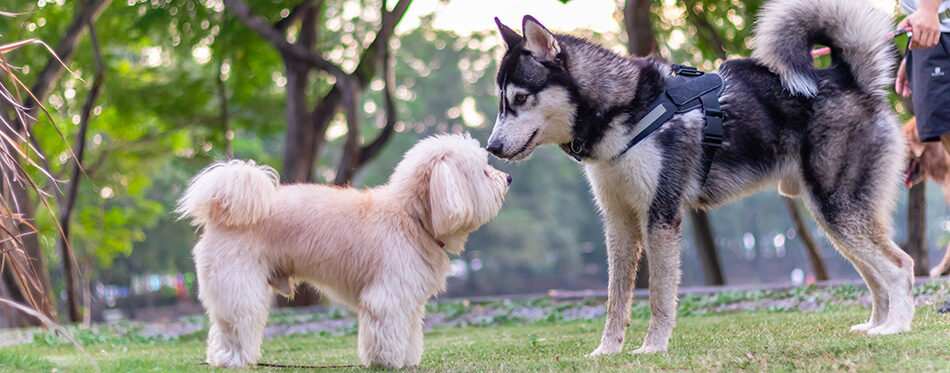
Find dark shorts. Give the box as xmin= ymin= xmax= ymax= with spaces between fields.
xmin=908 ymin=32 xmax=950 ymax=142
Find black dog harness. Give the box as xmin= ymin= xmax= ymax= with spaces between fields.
xmin=565 ymin=65 xmax=725 ymax=185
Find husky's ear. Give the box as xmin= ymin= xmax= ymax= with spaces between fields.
xmin=495 ymin=17 xmax=523 ymax=50
xmin=429 ymin=157 xmax=472 ymax=237
xmin=522 ymin=15 xmax=560 ymax=60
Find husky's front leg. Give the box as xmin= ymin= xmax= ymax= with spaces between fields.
xmin=633 ymin=215 xmax=682 ymax=354
xmin=589 ymin=212 xmax=645 ymax=356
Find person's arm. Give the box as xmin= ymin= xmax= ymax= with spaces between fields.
xmin=898 ymin=0 xmax=942 ymax=49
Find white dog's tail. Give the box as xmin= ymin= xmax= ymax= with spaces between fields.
xmin=751 ymin=0 xmax=894 ymax=97
xmin=176 ymin=160 xmax=280 ymax=227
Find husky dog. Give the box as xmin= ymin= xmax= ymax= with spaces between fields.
xmin=489 ymin=0 xmax=913 ymax=355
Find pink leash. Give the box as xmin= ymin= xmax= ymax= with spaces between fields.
xmin=810 ymin=28 xmax=910 ymax=57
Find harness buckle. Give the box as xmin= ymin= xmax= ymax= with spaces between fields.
xmin=705 ymin=106 xmax=723 ymax=118
xmin=672 ymin=64 xmax=703 ymax=77
xmin=702 ymin=133 xmax=723 ymax=148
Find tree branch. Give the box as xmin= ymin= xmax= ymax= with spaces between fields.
xmin=273 ymin=0 xmax=314 ymax=31
xmin=357 ymin=1 xmax=397 ymax=165
xmin=216 ymin=59 xmax=233 ymax=159
xmin=332 ymin=79 xmax=361 ymax=185
xmin=683 ymin=0 xmax=727 ymax=60
xmin=24 ymin=0 xmax=110 ymax=123
xmin=310 ymin=0 xmax=412 ymax=167
xmin=223 ymin=0 xmax=348 ymax=82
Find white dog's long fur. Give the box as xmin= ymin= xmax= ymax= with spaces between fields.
xmin=178 ymin=134 xmax=509 ymax=369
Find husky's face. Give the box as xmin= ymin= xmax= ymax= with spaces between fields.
xmin=487 ymin=16 xmax=577 ymax=161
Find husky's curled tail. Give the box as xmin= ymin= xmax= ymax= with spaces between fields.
xmin=751 ymin=0 xmax=895 ymax=97
xmin=176 ymin=160 xmax=279 ymax=227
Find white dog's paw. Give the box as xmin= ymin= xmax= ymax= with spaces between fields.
xmin=631 ymin=344 xmax=666 ymax=354
xmin=867 ymin=323 xmax=910 ymax=336
xmin=849 ymin=322 xmax=874 ymax=332
xmin=587 ymin=344 xmax=622 ymax=357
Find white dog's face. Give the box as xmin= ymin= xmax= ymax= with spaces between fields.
xmin=392 ymin=134 xmax=510 ymax=249
xmin=426 ymin=135 xmax=510 ymax=239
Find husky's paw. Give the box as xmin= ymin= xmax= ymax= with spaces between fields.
xmin=587 ymin=344 xmax=622 ymax=357
xmin=930 ymin=265 xmax=948 ymax=278
xmin=849 ymin=322 xmax=874 ymax=332
xmin=631 ymin=344 xmax=666 ymax=354
xmin=867 ymin=323 xmax=910 ymax=336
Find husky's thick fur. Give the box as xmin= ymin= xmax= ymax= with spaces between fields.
xmin=178 ymin=134 xmax=510 ymax=368
xmin=489 ymin=0 xmax=913 ymax=355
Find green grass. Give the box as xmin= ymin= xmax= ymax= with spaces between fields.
xmin=2 ymin=305 xmax=949 ymax=372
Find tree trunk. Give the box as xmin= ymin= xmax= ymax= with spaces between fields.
xmin=280 ymin=5 xmax=318 ymax=183
xmin=782 ymin=197 xmax=829 ymax=281
xmin=690 ymin=210 xmax=724 ymax=285
xmin=623 ymin=0 xmax=657 ymax=56
xmin=55 ymin=17 xmax=106 ymax=324
xmin=905 ymin=181 xmax=929 ymax=276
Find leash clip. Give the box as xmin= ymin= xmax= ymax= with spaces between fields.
xmin=569 ymin=137 xmax=584 ymax=162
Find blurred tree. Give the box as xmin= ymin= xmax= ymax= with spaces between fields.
xmin=221 ymin=0 xmax=409 ymax=306
xmin=622 ymin=0 xmax=724 ymax=286
xmin=0 ymin=0 xmax=111 ymax=326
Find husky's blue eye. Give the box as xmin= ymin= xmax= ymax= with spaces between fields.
xmin=514 ymin=93 xmax=528 ymax=104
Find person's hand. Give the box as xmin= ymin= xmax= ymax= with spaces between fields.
xmin=898 ymin=1 xmax=942 ymax=50
xmin=896 ymin=58 xmax=911 ymax=97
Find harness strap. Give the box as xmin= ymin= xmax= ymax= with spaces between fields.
xmin=610 ymin=66 xmax=725 ymax=186
xmin=698 ymin=89 xmax=724 ymax=185
xmin=562 ymin=64 xmax=725 ymax=186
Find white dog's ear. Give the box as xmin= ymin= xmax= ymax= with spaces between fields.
xmin=429 ymin=159 xmax=471 ymax=237
xmin=522 ymin=15 xmax=559 ymax=60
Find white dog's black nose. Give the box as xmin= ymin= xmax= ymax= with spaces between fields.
xmin=506 ymin=174 xmax=512 ymax=185
xmin=487 ymin=141 xmax=505 ymax=157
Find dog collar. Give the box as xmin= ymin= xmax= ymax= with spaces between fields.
xmin=414 ymin=215 xmax=446 ymax=249
xmin=563 ymin=64 xmax=725 ymax=186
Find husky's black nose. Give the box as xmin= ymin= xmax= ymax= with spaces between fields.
xmin=487 ymin=141 xmax=504 ymax=157
xmin=506 ymin=174 xmax=512 ymax=185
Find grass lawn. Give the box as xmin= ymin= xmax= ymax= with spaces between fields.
xmin=2 ymin=304 xmax=949 ymax=372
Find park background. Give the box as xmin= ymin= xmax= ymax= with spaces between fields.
xmin=0 ymin=0 xmax=946 ymax=329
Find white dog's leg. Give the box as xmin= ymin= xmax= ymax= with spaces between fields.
xmin=402 ymin=303 xmax=426 ymax=368
xmin=589 ymin=213 xmax=644 ymax=357
xmin=198 ymin=246 xmax=270 ymax=369
xmin=633 ymin=222 xmax=681 ymax=354
xmin=205 ymin=321 xmax=222 ymax=366
xmin=357 ymin=292 xmax=412 ymax=368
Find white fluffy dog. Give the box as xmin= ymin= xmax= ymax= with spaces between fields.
xmin=177 ymin=134 xmax=510 ymax=369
